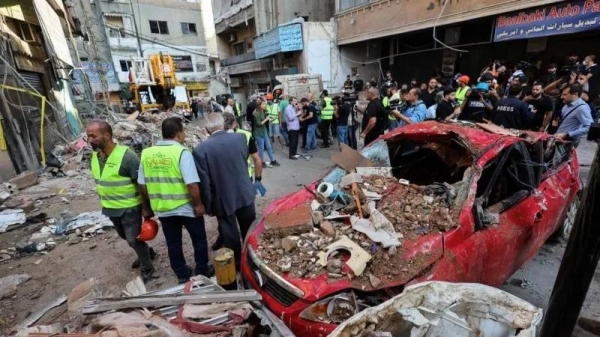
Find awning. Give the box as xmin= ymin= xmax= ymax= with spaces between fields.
xmin=223 ymin=59 xmax=271 ymax=75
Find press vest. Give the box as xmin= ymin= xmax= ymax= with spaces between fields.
xmin=91 ymin=145 xmax=141 ymax=209
xmin=140 ymin=143 xmax=191 ymax=212
xmin=322 ymin=97 xmax=334 ymax=120
xmin=236 ymin=128 xmax=254 ymax=178
xmin=456 ymin=86 xmax=469 ymax=105
xmin=267 ymin=104 xmax=280 ymax=124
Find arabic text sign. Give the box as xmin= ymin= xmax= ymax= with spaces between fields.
xmin=494 ymin=0 xmax=600 ymax=42
xmin=255 ymin=23 xmax=303 ymax=58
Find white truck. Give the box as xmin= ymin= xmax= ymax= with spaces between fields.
xmin=274 ymin=74 xmax=323 ymax=99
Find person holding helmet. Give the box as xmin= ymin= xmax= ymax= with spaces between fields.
xmin=459 ymin=82 xmax=494 ymax=122
xmin=139 ymin=117 xmax=210 ymax=284
xmin=87 ymin=121 xmax=156 ymax=282
xmin=455 ymin=75 xmax=471 ymax=106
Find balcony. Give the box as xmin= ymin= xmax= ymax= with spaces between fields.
xmin=215 ymin=6 xmax=255 ymax=35
xmin=221 ymin=51 xmax=256 ymax=67
xmin=108 ymin=37 xmax=138 ymax=51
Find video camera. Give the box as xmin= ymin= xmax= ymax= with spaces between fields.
xmin=385 ymin=98 xmax=407 ymax=115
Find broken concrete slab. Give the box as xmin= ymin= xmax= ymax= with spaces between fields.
xmin=319 ymin=221 xmax=336 ymax=237
xmin=281 ymin=237 xmax=297 ymax=253
xmin=317 ymin=236 xmax=372 ymax=277
xmin=0 ymin=274 xmax=31 ymax=299
xmin=68 ymin=278 xmax=97 ymax=318
xmin=265 ymin=203 xmax=313 ymax=236
xmin=0 ymin=209 xmax=27 ymax=232
xmin=9 ymin=170 xmax=39 ymax=190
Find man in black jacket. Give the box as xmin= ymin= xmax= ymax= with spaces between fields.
xmin=193 ymin=113 xmax=257 ymax=272
xmin=492 ymin=84 xmax=534 ymax=129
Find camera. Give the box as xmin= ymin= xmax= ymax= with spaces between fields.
xmin=451 ymin=100 xmax=461 ymax=109
xmin=386 ymin=98 xmax=406 ymax=115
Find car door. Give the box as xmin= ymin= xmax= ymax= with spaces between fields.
xmin=470 ymin=142 xmax=544 ymax=286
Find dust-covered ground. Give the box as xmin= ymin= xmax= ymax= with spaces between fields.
xmin=0 ymin=127 xmax=598 ymax=336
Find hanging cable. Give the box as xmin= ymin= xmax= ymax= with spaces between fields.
xmin=432 ymin=0 xmax=468 ymax=53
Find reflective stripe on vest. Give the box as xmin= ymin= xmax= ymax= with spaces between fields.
xmin=267 ymin=104 xmax=279 ymax=124
xmin=322 ymin=97 xmax=334 ymax=120
xmin=236 ymin=128 xmax=254 ymax=178
xmin=383 ymin=96 xmax=394 ymax=120
xmin=140 ymin=144 xmax=191 ymax=212
xmin=456 ymin=86 xmax=469 ymax=105
xmin=91 ymin=145 xmax=141 ymax=209
xmin=235 ymin=103 xmax=242 ymax=114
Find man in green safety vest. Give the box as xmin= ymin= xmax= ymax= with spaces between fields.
xmin=87 ymin=121 xmax=156 ymax=282
xmin=320 ymin=90 xmax=334 ymax=148
xmin=138 ymin=117 xmax=210 ymax=284
xmin=266 ymin=98 xmax=285 ymax=149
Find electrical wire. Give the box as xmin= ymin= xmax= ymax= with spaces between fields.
xmin=432 ymin=0 xmax=468 ymax=53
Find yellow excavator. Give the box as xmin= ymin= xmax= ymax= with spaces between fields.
xmin=129 ymin=53 xmax=190 ymax=112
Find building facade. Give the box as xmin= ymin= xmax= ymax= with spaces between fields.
xmin=69 ymin=0 xmax=215 ymax=112
xmin=212 ymin=0 xmax=336 ymax=108
xmin=333 ymin=0 xmax=600 ymax=88
xmin=0 ymin=0 xmax=82 ymax=180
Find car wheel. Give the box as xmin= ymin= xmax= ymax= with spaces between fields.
xmin=551 ymin=195 xmax=580 ymax=241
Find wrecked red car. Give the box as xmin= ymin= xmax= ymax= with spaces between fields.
xmin=241 ymin=121 xmax=581 ymax=337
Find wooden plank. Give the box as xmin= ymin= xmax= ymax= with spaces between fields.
xmin=83 ymin=290 xmax=261 ymax=314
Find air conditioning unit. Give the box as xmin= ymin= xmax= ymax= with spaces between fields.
xmin=228 ymin=33 xmax=237 ymax=42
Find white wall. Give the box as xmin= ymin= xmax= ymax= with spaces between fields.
xmin=302 ymin=22 xmax=336 ymax=93
xmin=334 ymin=42 xmax=382 ymax=92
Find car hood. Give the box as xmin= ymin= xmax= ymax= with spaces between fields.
xmin=246 ymin=184 xmax=445 ymax=302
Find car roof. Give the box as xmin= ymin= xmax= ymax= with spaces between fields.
xmin=383 ymin=121 xmax=549 ymax=153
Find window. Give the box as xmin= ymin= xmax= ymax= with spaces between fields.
xmin=232 ymin=42 xmax=245 ymax=56
xmin=149 ymin=20 xmax=169 ymax=34
xmin=338 ymin=0 xmax=370 ymax=12
xmin=119 ymin=60 xmax=132 ymax=72
xmin=196 ymin=62 xmax=207 ymax=72
xmin=18 ymin=21 xmax=35 ymax=42
xmin=181 ymin=22 xmax=197 ymax=35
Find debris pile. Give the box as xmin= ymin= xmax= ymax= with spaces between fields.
xmin=256 ymin=144 xmax=463 ymax=289
xmin=11 ymin=275 xmax=293 ymax=337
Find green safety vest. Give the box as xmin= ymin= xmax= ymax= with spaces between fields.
xmin=267 ymin=104 xmax=279 ymax=124
xmin=140 ymin=143 xmax=191 ymax=212
xmin=91 ymin=145 xmax=141 ymax=209
xmin=383 ymin=96 xmax=395 ymax=120
xmin=456 ymin=86 xmax=469 ymax=105
xmin=236 ymin=128 xmax=254 ymax=178
xmin=322 ymin=97 xmax=334 ymax=120
xmin=235 ymin=103 xmax=242 ymax=115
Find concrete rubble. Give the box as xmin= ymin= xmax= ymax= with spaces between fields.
xmin=13 ymin=275 xmax=294 ymax=337
xmin=256 ymin=145 xmax=463 ymax=289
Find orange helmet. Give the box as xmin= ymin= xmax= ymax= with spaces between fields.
xmin=138 ymin=218 xmax=158 ymax=241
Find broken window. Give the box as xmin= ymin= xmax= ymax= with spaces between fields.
xmin=387 ymin=138 xmax=472 ymax=186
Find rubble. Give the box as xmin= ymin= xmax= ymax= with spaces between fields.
xmin=0 ymin=209 xmax=26 ymax=232
xmin=0 ymin=274 xmax=31 ymax=299
xmin=265 ymin=203 xmax=314 ymax=236
xmin=9 ymin=171 xmax=39 ymax=190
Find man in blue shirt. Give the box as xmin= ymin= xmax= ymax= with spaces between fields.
xmin=555 ymin=84 xmax=593 ymax=147
xmin=390 ymin=88 xmax=427 ymax=127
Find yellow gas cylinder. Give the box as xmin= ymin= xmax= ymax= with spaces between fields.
xmin=213 ymin=248 xmax=236 ymax=288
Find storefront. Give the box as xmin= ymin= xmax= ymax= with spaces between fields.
xmin=185 ymin=82 xmax=209 ymax=98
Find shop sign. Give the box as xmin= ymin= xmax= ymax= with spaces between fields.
xmin=185 ymin=82 xmax=208 ymax=90
xmin=255 ymin=23 xmax=303 ymax=59
xmin=172 ymin=55 xmax=194 ymax=72
xmin=494 ymin=0 xmax=600 ymax=41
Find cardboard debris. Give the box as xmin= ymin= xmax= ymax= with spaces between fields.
xmin=331 ymin=144 xmax=374 ymax=172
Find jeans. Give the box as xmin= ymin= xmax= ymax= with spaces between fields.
xmin=198 ymin=108 xmax=205 ymax=119
xmin=216 ymin=204 xmax=256 ymax=271
xmin=280 ymin=124 xmax=289 ymax=145
xmin=348 ymin=125 xmax=358 ymax=150
xmin=109 ymin=207 xmax=152 ymax=273
xmin=159 ymin=215 xmax=209 ymax=279
xmin=306 ymin=123 xmax=317 ymax=150
xmin=337 ymin=125 xmax=349 ymax=146
xmin=255 ymin=135 xmax=276 ymax=162
xmin=288 ymin=129 xmax=299 ymax=157
xmin=320 ymin=119 xmax=332 ymax=146
xmin=388 ymin=119 xmax=399 ymax=131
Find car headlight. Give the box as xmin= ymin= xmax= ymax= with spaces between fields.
xmin=299 ymin=293 xmax=358 ymax=324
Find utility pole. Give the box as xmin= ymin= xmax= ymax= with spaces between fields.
xmin=540 ymin=144 xmax=600 ymax=337
xmin=129 ymin=0 xmax=143 ymax=57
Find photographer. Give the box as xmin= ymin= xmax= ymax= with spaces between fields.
xmin=436 ymin=88 xmax=461 ymax=121
xmin=459 ymin=83 xmax=494 ymax=122
xmin=492 ymin=84 xmax=533 ymax=130
xmin=390 ymin=88 xmax=427 ymax=127
xmin=387 ymin=88 xmax=407 ymax=131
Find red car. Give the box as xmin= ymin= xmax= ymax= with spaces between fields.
xmin=241 ymin=122 xmax=581 ymax=337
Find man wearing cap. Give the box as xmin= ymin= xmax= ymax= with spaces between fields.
xmin=88 ymin=121 xmax=156 ymax=282
xmin=139 ymin=117 xmax=209 ymax=284
xmin=459 ymin=82 xmax=494 ymax=122
xmin=456 ymin=75 xmax=470 ymax=106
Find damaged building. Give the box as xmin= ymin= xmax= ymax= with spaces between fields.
xmin=0 ymin=0 xmax=83 ymax=181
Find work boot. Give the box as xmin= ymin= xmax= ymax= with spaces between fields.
xmin=578 ymin=317 xmax=600 ymax=335
xmin=141 ymin=267 xmax=156 ymax=283
xmin=131 ymin=247 xmax=157 ymax=269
